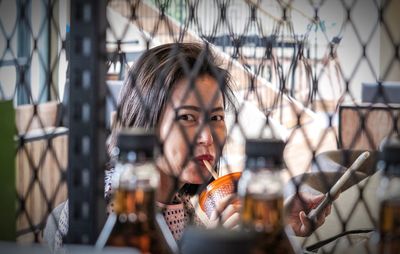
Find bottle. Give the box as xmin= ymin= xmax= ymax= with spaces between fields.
xmin=377 ymin=134 xmax=400 ymax=254
xmin=238 ymin=139 xmax=296 ymax=254
xmin=96 ymin=128 xmax=175 ymax=254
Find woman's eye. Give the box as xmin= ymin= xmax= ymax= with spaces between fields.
xmin=211 ymin=115 xmax=224 ymax=121
xmin=177 ymin=114 xmax=196 ymax=122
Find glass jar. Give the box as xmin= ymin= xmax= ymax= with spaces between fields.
xmin=377 ymin=134 xmax=400 ymax=254
xmin=238 ymin=139 xmax=295 ymax=254
xmin=97 ymin=128 xmax=173 ymax=254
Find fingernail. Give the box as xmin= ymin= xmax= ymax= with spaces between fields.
xmin=210 ymin=211 xmax=217 ymax=220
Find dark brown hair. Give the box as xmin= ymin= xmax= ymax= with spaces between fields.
xmin=108 ymin=42 xmax=236 ymax=154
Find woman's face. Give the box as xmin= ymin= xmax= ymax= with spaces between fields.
xmin=157 ymin=75 xmax=227 ymax=184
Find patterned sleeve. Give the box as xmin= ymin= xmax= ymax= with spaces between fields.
xmin=54 ymin=201 xmax=68 ymax=251
xmin=104 ymin=168 xmax=115 ymax=201
xmin=157 ymin=202 xmax=187 ymax=241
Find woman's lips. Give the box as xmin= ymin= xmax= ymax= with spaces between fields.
xmin=194 ymin=154 xmax=214 ymax=166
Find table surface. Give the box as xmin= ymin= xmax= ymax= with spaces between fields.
xmin=0 ymin=241 xmax=139 ymax=254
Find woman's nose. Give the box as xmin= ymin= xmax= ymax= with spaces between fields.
xmin=197 ymin=125 xmax=214 ymax=146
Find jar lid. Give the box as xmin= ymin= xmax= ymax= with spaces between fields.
xmin=381 ymin=134 xmax=400 ymax=164
xmin=245 ymin=139 xmax=285 ymax=169
xmin=380 ymin=134 xmax=400 ymax=175
xmin=116 ymin=128 xmax=157 ymax=159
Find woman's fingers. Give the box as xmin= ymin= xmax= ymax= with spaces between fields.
xmin=208 ymin=194 xmax=241 ymax=229
xmin=223 ymin=212 xmax=240 ymax=229
xmin=316 ymin=210 xmax=326 ymax=227
xmin=297 ymin=199 xmax=331 ymax=236
xmin=309 ymin=194 xmax=325 ymax=210
xmin=326 ymin=204 xmax=332 ymax=216
xmin=313 ymin=202 xmax=330 ymax=227
xmin=209 ymin=212 xmax=240 ymax=229
xmin=208 ymin=212 xmax=219 ymax=228
xmin=299 ymin=211 xmax=311 ymax=236
xmin=215 ymin=194 xmax=237 ymax=212
xmin=300 ymin=205 xmax=330 ymax=236
xmin=213 ymin=194 xmax=239 ymax=220
xmin=221 ymin=203 xmax=241 ymax=222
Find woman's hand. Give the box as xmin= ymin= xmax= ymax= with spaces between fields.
xmin=207 ymin=194 xmax=241 ymax=230
xmin=206 ymin=192 xmax=333 ymax=236
xmin=285 ymin=192 xmax=332 ymax=237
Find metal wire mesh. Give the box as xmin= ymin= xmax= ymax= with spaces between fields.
xmin=0 ymin=0 xmax=69 ymax=243
xmin=0 ymin=0 xmax=399 ymax=253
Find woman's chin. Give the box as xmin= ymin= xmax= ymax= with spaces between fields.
xmin=180 ymin=170 xmax=211 ymax=185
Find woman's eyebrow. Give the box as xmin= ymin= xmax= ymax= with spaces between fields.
xmin=211 ymin=107 xmax=224 ymax=113
xmin=175 ymin=105 xmax=224 ymax=113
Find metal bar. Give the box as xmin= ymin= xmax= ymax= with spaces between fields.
xmin=67 ymin=0 xmax=107 ymax=244
xmin=16 ymin=126 xmax=68 ymax=143
xmin=0 ymin=58 xmax=28 ymax=67
xmin=16 ymin=0 xmax=31 ymax=105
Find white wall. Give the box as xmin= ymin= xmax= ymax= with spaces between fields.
xmin=2 ymin=0 xmax=396 ymax=104
xmin=380 ymin=0 xmax=400 ymax=81
xmin=0 ymin=1 xmax=18 ymax=100
xmin=190 ymin=0 xmax=383 ymax=102
xmin=0 ymin=0 xmax=63 ymax=104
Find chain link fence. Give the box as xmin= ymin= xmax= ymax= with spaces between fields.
xmin=0 ymin=0 xmax=399 ymax=253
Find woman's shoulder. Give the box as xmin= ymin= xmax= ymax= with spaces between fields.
xmin=43 ymin=200 xmax=68 ymax=252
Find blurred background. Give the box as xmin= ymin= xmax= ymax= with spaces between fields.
xmin=0 ymin=0 xmax=399 ymax=253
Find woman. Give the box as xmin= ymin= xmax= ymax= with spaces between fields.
xmin=106 ymin=42 xmax=330 ymax=239
xmin=49 ymin=43 xmax=330 ymax=251
xmin=106 ymin=43 xmax=237 ymax=239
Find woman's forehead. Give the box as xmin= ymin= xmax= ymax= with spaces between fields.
xmin=171 ymin=75 xmax=224 ymax=108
